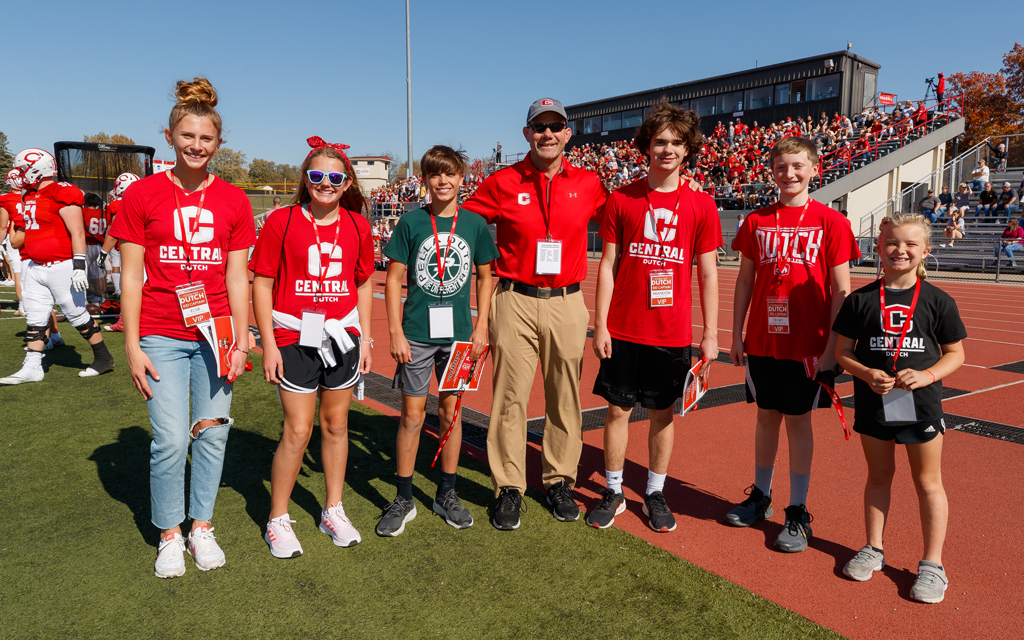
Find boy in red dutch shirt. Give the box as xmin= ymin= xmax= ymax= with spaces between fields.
xmin=588 ymin=102 xmax=721 ymax=532
xmin=727 ymin=136 xmax=859 ymax=553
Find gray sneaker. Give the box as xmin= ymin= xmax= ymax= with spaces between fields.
xmin=375 ymin=495 xmax=417 ymax=537
xmin=725 ymin=485 xmax=773 ymax=527
xmin=910 ymin=561 xmax=948 ymax=604
xmin=774 ymin=505 xmax=813 ymax=553
xmin=433 ymin=489 xmax=474 ymax=529
xmin=843 ymin=545 xmax=886 ymax=581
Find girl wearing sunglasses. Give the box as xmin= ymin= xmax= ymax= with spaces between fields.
xmin=250 ymin=136 xmax=374 ymax=559
xmin=108 ymin=78 xmax=256 ymax=578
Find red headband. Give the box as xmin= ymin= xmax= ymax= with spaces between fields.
xmin=306 ymin=136 xmax=350 ymax=161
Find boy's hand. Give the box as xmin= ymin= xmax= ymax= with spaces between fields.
xmin=895 ymin=368 xmax=931 ymax=391
xmin=593 ymin=326 xmax=612 ymax=359
xmin=391 ymin=331 xmax=412 ymax=364
xmin=697 ymin=334 xmax=718 ymax=374
xmin=686 ymin=178 xmax=703 ymax=193
xmin=729 ymin=336 xmax=745 ymax=367
xmin=815 ymin=352 xmax=838 ymax=377
xmin=469 ymin=324 xmax=488 ymax=360
xmin=866 ymin=368 xmax=895 ymax=395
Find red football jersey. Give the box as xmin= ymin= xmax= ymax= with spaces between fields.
xmin=83 ymin=207 xmax=107 ymax=245
xmin=0 ymin=192 xmax=21 ymax=234
xmin=463 ymin=155 xmax=608 ymax=288
xmin=106 ymin=199 xmax=122 ymax=249
xmin=109 ymin=173 xmax=256 ymax=341
xmin=601 ymin=180 xmax=722 ymax=347
xmin=20 ymin=182 xmax=85 ymax=263
xmin=249 ymin=206 xmax=374 ymax=347
xmin=732 ymin=200 xmax=861 ymax=360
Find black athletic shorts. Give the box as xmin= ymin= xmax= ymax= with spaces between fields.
xmin=855 ymin=417 xmax=946 ymax=444
xmin=593 ymin=338 xmax=690 ymax=411
xmin=744 ymin=354 xmax=832 ymax=416
xmin=279 ymin=340 xmax=361 ymax=394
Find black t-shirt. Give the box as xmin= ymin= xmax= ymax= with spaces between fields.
xmin=998 ymin=190 xmax=1016 ymax=205
xmin=833 ymin=279 xmax=967 ymax=425
xmin=979 ymin=190 xmax=998 ymax=205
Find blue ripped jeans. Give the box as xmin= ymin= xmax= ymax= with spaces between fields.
xmin=141 ymin=335 xmax=234 ymax=530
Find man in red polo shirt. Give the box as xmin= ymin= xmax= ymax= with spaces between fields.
xmin=463 ymin=98 xmax=609 ymax=529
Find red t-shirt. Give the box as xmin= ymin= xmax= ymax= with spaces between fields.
xmin=20 ymin=181 xmax=84 ymax=263
xmin=732 ymin=200 xmax=860 ymax=360
xmin=109 ymin=173 xmax=256 ymax=341
xmin=248 ymin=205 xmax=374 ymax=348
xmin=83 ymin=207 xmax=106 ymax=245
xmin=601 ymin=179 xmax=722 ymax=347
xmin=463 ymin=155 xmax=608 ymax=288
xmin=0 ymin=192 xmax=21 ymax=234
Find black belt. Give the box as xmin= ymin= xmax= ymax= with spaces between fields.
xmin=500 ymin=278 xmax=580 ymax=299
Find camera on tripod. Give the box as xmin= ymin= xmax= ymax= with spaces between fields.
xmin=925 ymin=77 xmax=935 ymax=86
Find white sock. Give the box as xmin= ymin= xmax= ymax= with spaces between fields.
xmin=605 ymin=469 xmax=623 ymax=494
xmin=112 ymin=273 xmax=121 ymax=291
xmin=25 ymin=351 xmax=43 ymax=369
xmin=646 ymin=470 xmax=667 ymax=496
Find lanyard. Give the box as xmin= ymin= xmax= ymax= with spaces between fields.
xmin=168 ymin=171 xmax=209 ymax=283
xmin=878 ymin=279 xmax=921 ymax=373
xmin=537 ymin=166 xmax=562 ymax=241
xmin=305 ymin=206 xmax=343 ymax=311
xmin=773 ymin=199 xmax=811 ymax=278
xmin=644 ymin=178 xmax=683 ymax=268
xmin=429 ymin=207 xmax=459 ymax=300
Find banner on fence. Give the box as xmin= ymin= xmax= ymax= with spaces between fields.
xmin=879 ymin=92 xmax=896 ymax=106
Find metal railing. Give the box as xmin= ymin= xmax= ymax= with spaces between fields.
xmin=861 ymin=132 xmax=1024 ymax=236
xmin=853 ymin=234 xmax=1024 ymax=283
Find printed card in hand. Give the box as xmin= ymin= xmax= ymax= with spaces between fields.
xmin=198 ymin=316 xmax=236 ymax=379
xmin=438 ymin=341 xmax=490 ymax=393
xmin=681 ymin=358 xmax=711 ymax=415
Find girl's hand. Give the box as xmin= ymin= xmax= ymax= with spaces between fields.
xmin=228 ymin=348 xmax=248 ymax=382
xmin=895 ymin=368 xmax=932 ymax=391
xmin=867 ymin=368 xmax=895 ymax=395
xmin=359 ymin=346 xmax=372 ymax=375
xmin=262 ymin=344 xmax=283 ymax=384
xmin=127 ymin=345 xmax=160 ymax=400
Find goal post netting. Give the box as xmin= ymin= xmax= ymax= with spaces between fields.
xmin=53 ymin=142 xmax=156 ymax=204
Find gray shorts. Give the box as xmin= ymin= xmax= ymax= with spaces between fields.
xmin=392 ymin=340 xmax=452 ymax=397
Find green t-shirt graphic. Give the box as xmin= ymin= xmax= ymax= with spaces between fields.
xmin=384 ymin=207 xmax=499 ymax=344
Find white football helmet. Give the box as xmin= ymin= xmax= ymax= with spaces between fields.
xmin=113 ymin=172 xmax=140 ymax=198
xmin=5 ymin=169 xmax=22 ymax=192
xmin=14 ymin=148 xmax=57 ymax=188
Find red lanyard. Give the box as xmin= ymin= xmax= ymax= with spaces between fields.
xmin=878 ymin=279 xmax=921 ymax=373
xmin=429 ymin=207 xmax=459 ymax=299
xmin=644 ymin=179 xmax=683 ymax=268
xmin=306 ymin=207 xmax=343 ymax=309
xmin=168 ymin=171 xmax=209 ymax=283
xmin=773 ymin=199 xmax=811 ymax=278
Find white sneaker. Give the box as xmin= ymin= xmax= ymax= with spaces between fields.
xmin=44 ymin=333 xmax=64 ymax=350
xmin=265 ymin=515 xmax=303 ymax=559
xmin=154 ymin=533 xmax=187 ymax=578
xmin=187 ymin=526 xmax=226 ymax=571
xmin=939 ymin=243 xmax=947 ymax=248
xmin=0 ymin=279 xmax=13 ymax=286
xmin=320 ymin=502 xmax=361 ymax=547
xmin=0 ymin=358 xmax=44 ymax=385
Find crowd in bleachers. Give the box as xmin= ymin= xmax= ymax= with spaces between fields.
xmin=369 ymin=99 xmax=957 ymax=213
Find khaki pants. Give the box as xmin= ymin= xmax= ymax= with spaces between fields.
xmin=486 ymin=286 xmax=589 ymax=497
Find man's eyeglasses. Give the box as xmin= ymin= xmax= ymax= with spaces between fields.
xmin=306 ymin=170 xmax=348 ymax=186
xmin=528 ymin=122 xmax=568 ymax=134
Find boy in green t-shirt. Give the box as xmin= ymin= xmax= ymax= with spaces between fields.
xmin=377 ymin=146 xmax=499 ymax=536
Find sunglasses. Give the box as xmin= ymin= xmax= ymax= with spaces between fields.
xmin=528 ymin=122 xmax=568 ymax=134
xmin=306 ymin=170 xmax=348 ymax=186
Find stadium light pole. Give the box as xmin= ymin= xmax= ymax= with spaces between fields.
xmin=405 ymin=0 xmax=414 ymax=180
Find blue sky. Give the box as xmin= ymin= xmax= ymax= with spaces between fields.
xmin=2 ymin=1 xmax=1019 ymax=170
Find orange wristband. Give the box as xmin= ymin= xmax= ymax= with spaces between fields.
xmin=925 ymin=369 xmax=935 ymax=383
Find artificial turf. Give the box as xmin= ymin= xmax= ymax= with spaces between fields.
xmin=0 ymin=301 xmax=842 ymax=640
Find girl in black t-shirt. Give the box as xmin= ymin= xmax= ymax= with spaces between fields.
xmin=833 ymin=214 xmax=966 ymax=604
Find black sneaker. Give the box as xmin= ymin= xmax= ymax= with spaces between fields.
xmin=433 ymin=489 xmax=474 ymax=529
xmin=642 ymin=491 xmax=677 ymax=532
xmin=375 ymin=495 xmax=417 ymax=537
xmin=546 ymin=480 xmax=580 ymax=522
xmin=586 ymin=489 xmax=626 ymax=529
xmin=775 ymin=504 xmax=813 ymax=553
xmin=725 ymin=484 xmax=773 ymax=527
xmin=491 ymin=487 xmax=524 ymax=531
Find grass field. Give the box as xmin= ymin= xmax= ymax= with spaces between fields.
xmin=0 ymin=306 xmax=841 ymax=639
